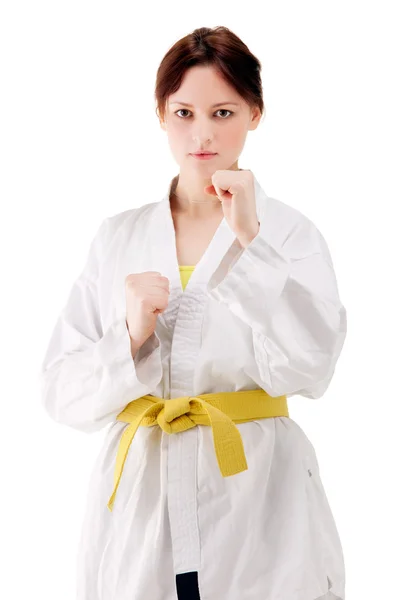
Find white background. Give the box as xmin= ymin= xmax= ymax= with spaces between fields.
xmin=1 ymin=2 xmax=399 ymax=599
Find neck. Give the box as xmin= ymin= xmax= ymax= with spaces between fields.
xmin=170 ymin=161 xmax=241 ymax=218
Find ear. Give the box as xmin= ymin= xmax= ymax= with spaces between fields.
xmin=249 ymin=107 xmax=262 ymax=131
xmin=156 ymin=107 xmax=167 ymax=131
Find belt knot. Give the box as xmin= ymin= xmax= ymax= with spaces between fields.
xmin=158 ymin=396 xmax=197 ymax=434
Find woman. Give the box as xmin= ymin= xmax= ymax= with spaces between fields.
xmin=40 ymin=26 xmax=347 ymax=600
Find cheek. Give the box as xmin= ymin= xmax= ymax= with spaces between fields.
xmin=167 ymin=121 xmax=188 ymax=146
xmin=222 ymin=124 xmax=246 ymax=148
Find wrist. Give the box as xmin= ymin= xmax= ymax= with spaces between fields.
xmin=238 ymin=222 xmax=260 ymax=248
xmin=125 ymin=319 xmax=140 ymax=358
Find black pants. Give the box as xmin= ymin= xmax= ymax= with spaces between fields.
xmin=175 ymin=571 xmax=201 ymax=599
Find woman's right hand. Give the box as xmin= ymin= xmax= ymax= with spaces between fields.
xmin=125 ymin=271 xmax=170 ymax=354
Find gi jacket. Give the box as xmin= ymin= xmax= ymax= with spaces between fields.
xmin=40 ymin=172 xmax=347 ymax=600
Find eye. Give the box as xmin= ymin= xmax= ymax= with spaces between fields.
xmin=175 ymin=109 xmax=191 ymax=118
xmin=215 ymin=109 xmax=233 ymax=119
xmin=174 ymin=109 xmax=233 ymax=119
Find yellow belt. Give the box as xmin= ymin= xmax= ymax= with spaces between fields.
xmin=107 ymin=389 xmax=289 ymax=512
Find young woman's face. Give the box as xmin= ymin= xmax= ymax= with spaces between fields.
xmin=160 ymin=65 xmax=261 ymax=174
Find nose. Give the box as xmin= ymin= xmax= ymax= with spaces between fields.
xmin=192 ymin=116 xmax=214 ymax=146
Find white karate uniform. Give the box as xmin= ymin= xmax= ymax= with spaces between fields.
xmin=40 ymin=171 xmax=347 ymax=600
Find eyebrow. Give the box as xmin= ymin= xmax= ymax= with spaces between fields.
xmin=169 ymin=101 xmax=240 ymax=108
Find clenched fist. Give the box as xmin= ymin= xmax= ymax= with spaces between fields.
xmin=125 ymin=271 xmax=170 ymax=357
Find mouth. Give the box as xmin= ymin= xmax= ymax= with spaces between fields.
xmin=190 ymin=153 xmax=218 ymax=160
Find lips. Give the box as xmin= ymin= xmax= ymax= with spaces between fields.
xmin=192 ymin=152 xmax=216 ymax=156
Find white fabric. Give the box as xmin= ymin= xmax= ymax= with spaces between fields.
xmin=40 ymin=172 xmax=347 ymax=600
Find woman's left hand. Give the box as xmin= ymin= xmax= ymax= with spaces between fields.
xmin=204 ymin=169 xmax=260 ymax=248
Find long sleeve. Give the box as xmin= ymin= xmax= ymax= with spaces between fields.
xmin=39 ymin=217 xmax=163 ymax=433
xmin=206 ymin=218 xmax=347 ymax=399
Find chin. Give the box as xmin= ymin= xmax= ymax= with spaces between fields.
xmin=188 ymin=159 xmax=217 ymax=170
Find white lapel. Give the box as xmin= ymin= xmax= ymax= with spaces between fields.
xmin=150 ymin=170 xmax=266 ymax=332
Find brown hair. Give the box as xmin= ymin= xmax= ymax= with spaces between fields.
xmin=155 ymin=26 xmax=265 ymax=123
